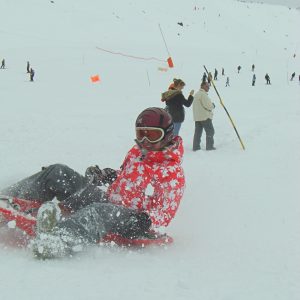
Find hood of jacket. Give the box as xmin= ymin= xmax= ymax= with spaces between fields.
xmin=161 ymin=89 xmax=181 ymax=102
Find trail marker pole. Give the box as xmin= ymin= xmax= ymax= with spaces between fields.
xmin=158 ymin=24 xmax=174 ymax=68
xmin=204 ymin=65 xmax=245 ymax=150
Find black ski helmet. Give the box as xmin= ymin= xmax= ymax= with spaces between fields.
xmin=135 ymin=107 xmax=174 ymax=147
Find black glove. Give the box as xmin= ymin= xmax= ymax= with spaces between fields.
xmin=85 ymin=165 xmax=117 ymax=186
xmin=102 ymin=168 xmax=118 ymax=184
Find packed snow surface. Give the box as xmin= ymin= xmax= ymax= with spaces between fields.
xmin=0 ymin=0 xmax=299 ymax=299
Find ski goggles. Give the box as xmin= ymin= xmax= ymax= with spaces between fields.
xmin=136 ymin=127 xmax=165 ymax=143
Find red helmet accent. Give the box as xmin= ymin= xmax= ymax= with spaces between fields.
xmin=135 ymin=107 xmax=174 ymax=146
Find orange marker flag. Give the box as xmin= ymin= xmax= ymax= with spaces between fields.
xmin=167 ymin=57 xmax=174 ymax=68
xmin=90 ymin=74 xmax=100 ymax=83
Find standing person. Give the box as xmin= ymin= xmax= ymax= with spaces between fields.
xmin=299 ymin=74 xmax=300 ymax=84
xmin=252 ymin=74 xmax=256 ymax=86
xmin=237 ymin=65 xmax=241 ymax=73
xmin=1 ymin=107 xmax=186 ymax=258
xmin=161 ymin=78 xmax=194 ymax=136
xmin=222 ymin=67 xmax=225 ymax=76
xmin=0 ymin=59 xmax=5 ymax=69
xmin=252 ymin=64 xmax=255 ymax=72
xmin=192 ymin=81 xmax=216 ymax=151
xmin=225 ymin=76 xmax=230 ymax=87
xmin=27 ymin=61 xmax=30 ymax=73
xmin=214 ymin=68 xmax=218 ymax=80
xmin=290 ymin=72 xmax=295 ymax=81
xmin=265 ymin=73 xmax=271 ymax=85
xmin=29 ymin=68 xmax=35 ymax=81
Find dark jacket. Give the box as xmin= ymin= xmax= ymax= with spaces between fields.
xmin=161 ymin=88 xmax=193 ymax=123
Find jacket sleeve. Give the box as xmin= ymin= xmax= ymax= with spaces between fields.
xmin=106 ymin=147 xmax=152 ymax=211
xmin=180 ymin=94 xmax=194 ymax=107
xmin=201 ymin=93 xmax=214 ymax=111
xmin=146 ymin=162 xmax=185 ymax=227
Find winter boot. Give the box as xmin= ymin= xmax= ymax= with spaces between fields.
xmin=36 ymin=201 xmax=61 ymax=233
xmin=32 ymin=226 xmax=87 ymax=259
xmin=31 ymin=231 xmax=70 ymax=259
xmin=31 ymin=201 xmax=69 ymax=259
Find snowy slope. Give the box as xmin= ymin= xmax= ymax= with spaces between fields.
xmin=248 ymin=0 xmax=300 ymax=8
xmin=0 ymin=0 xmax=300 ymax=299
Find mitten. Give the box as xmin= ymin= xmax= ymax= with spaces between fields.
xmin=85 ymin=165 xmax=117 ymax=186
xmin=101 ymin=168 xmax=118 ymax=184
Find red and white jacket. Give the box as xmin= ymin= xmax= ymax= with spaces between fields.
xmin=107 ymin=136 xmax=185 ymax=227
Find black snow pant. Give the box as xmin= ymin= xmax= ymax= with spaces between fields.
xmin=193 ymin=119 xmax=215 ymax=150
xmin=0 ymin=163 xmax=107 ymax=211
xmin=55 ymin=202 xmax=151 ymax=244
xmin=1 ymin=164 xmax=151 ymax=241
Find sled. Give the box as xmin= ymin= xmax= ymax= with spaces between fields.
xmin=100 ymin=232 xmax=173 ymax=248
xmin=0 ymin=195 xmax=39 ymax=237
xmin=0 ymin=195 xmax=173 ymax=248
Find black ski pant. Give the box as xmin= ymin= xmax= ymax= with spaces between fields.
xmin=193 ymin=119 xmax=215 ymax=150
xmin=55 ymin=202 xmax=150 ymax=244
xmin=1 ymin=164 xmax=107 ymax=211
xmin=1 ymin=164 xmax=151 ymax=240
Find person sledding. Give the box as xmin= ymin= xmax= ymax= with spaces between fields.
xmin=0 ymin=107 xmax=185 ymax=258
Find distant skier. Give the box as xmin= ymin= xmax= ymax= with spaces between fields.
xmin=252 ymin=74 xmax=256 ymax=86
xmin=222 ymin=67 xmax=224 ymax=76
xmin=214 ymin=68 xmax=218 ymax=80
xmin=290 ymin=72 xmax=295 ymax=81
xmin=265 ymin=73 xmax=271 ymax=85
xmin=225 ymin=76 xmax=230 ymax=87
xmin=252 ymin=64 xmax=255 ymax=72
xmin=237 ymin=65 xmax=241 ymax=73
xmin=30 ymin=68 xmax=35 ymax=81
xmin=27 ymin=61 xmax=30 ymax=73
xmin=0 ymin=59 xmax=5 ymax=69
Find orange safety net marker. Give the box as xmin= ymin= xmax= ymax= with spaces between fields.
xmin=167 ymin=57 xmax=174 ymax=68
xmin=90 ymin=74 xmax=100 ymax=83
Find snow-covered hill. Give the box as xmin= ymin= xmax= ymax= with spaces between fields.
xmin=0 ymin=1 xmax=299 ymax=299
xmin=248 ymin=0 xmax=300 ymax=8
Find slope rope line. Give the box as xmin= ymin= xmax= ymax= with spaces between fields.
xmin=96 ymin=46 xmax=166 ymax=62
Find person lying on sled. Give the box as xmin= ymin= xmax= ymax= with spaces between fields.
xmin=0 ymin=107 xmax=185 ymax=258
